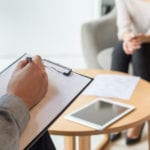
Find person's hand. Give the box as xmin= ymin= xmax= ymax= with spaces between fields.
xmin=7 ymin=55 xmax=48 ymax=109
xmin=122 ymin=32 xmax=135 ymax=42
xmin=122 ymin=32 xmax=141 ymax=55
xmin=123 ymin=40 xmax=141 ymax=55
xmin=133 ymin=34 xmax=150 ymax=44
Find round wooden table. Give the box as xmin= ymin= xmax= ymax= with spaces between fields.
xmin=48 ymin=70 xmax=150 ymax=150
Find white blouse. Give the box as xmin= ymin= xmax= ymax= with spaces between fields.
xmin=115 ymin=0 xmax=150 ymax=39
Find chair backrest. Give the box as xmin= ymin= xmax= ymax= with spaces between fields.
xmin=81 ymin=8 xmax=118 ymax=69
xmin=95 ymin=8 xmax=118 ymax=51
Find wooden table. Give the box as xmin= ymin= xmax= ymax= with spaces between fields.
xmin=48 ymin=70 xmax=150 ymax=150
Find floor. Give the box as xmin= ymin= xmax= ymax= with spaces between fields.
xmin=0 ymin=54 xmax=148 ymax=150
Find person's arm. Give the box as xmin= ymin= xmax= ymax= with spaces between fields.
xmin=0 ymin=55 xmax=48 ymax=150
xmin=134 ymin=34 xmax=150 ymax=44
xmin=115 ymin=0 xmax=132 ymax=40
xmin=0 ymin=94 xmax=30 ymax=150
xmin=146 ymin=26 xmax=150 ymax=35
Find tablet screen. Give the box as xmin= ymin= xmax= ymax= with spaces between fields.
xmin=65 ymin=98 xmax=135 ymax=130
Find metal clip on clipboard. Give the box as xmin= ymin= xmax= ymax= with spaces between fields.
xmin=43 ymin=59 xmax=72 ymax=76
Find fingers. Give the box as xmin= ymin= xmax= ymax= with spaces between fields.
xmin=130 ymin=37 xmax=141 ymax=45
xmin=32 ymin=56 xmax=47 ymax=81
xmin=40 ymin=72 xmax=48 ymax=99
xmin=13 ymin=55 xmax=43 ymax=73
xmin=8 ymin=55 xmax=49 ymax=110
xmin=14 ymin=60 xmax=28 ymax=72
xmin=125 ymin=33 xmax=136 ymax=42
xmin=32 ymin=55 xmax=45 ymax=70
xmin=29 ymin=55 xmax=48 ymax=86
xmin=128 ymin=33 xmax=136 ymax=41
xmin=123 ymin=42 xmax=131 ymax=55
xmin=123 ymin=37 xmax=142 ymax=55
xmin=14 ymin=55 xmax=47 ymax=79
xmin=128 ymin=42 xmax=141 ymax=50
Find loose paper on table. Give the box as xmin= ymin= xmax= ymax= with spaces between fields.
xmin=83 ymin=74 xmax=140 ymax=100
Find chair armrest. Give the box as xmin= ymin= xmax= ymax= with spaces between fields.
xmin=81 ymin=9 xmax=118 ymax=68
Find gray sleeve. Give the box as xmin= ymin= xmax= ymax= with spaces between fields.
xmin=0 ymin=94 xmax=30 ymax=150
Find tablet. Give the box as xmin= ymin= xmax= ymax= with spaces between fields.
xmin=65 ymin=98 xmax=135 ymax=130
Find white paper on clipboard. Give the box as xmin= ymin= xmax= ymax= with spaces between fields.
xmin=0 ymin=54 xmax=92 ymax=150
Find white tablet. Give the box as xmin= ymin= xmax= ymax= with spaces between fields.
xmin=65 ymin=98 xmax=135 ymax=130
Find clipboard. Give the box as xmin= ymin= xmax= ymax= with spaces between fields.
xmin=0 ymin=53 xmax=92 ymax=150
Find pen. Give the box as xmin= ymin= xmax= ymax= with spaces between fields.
xmin=26 ymin=57 xmax=32 ymax=63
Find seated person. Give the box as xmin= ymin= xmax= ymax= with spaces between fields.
xmin=0 ymin=55 xmax=55 ymax=150
xmin=110 ymin=0 xmax=150 ymax=145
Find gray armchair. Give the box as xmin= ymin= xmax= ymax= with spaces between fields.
xmin=81 ymin=9 xmax=118 ymax=69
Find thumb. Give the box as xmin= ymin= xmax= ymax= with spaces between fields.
xmin=14 ymin=60 xmax=28 ymax=72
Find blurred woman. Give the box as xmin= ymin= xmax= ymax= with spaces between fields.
xmin=111 ymin=0 xmax=150 ymax=145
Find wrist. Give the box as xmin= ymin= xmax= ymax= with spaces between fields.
xmin=145 ymin=34 xmax=150 ymax=43
xmin=122 ymin=32 xmax=134 ymax=42
xmin=7 ymin=92 xmax=31 ymax=110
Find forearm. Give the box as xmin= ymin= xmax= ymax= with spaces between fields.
xmin=0 ymin=94 xmax=30 ymax=150
xmin=144 ymin=24 xmax=150 ymax=43
xmin=144 ymin=34 xmax=150 ymax=43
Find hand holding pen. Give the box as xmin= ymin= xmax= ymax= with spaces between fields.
xmin=7 ymin=55 xmax=48 ymax=109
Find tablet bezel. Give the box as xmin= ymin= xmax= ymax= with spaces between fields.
xmin=65 ymin=98 xmax=135 ymax=130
